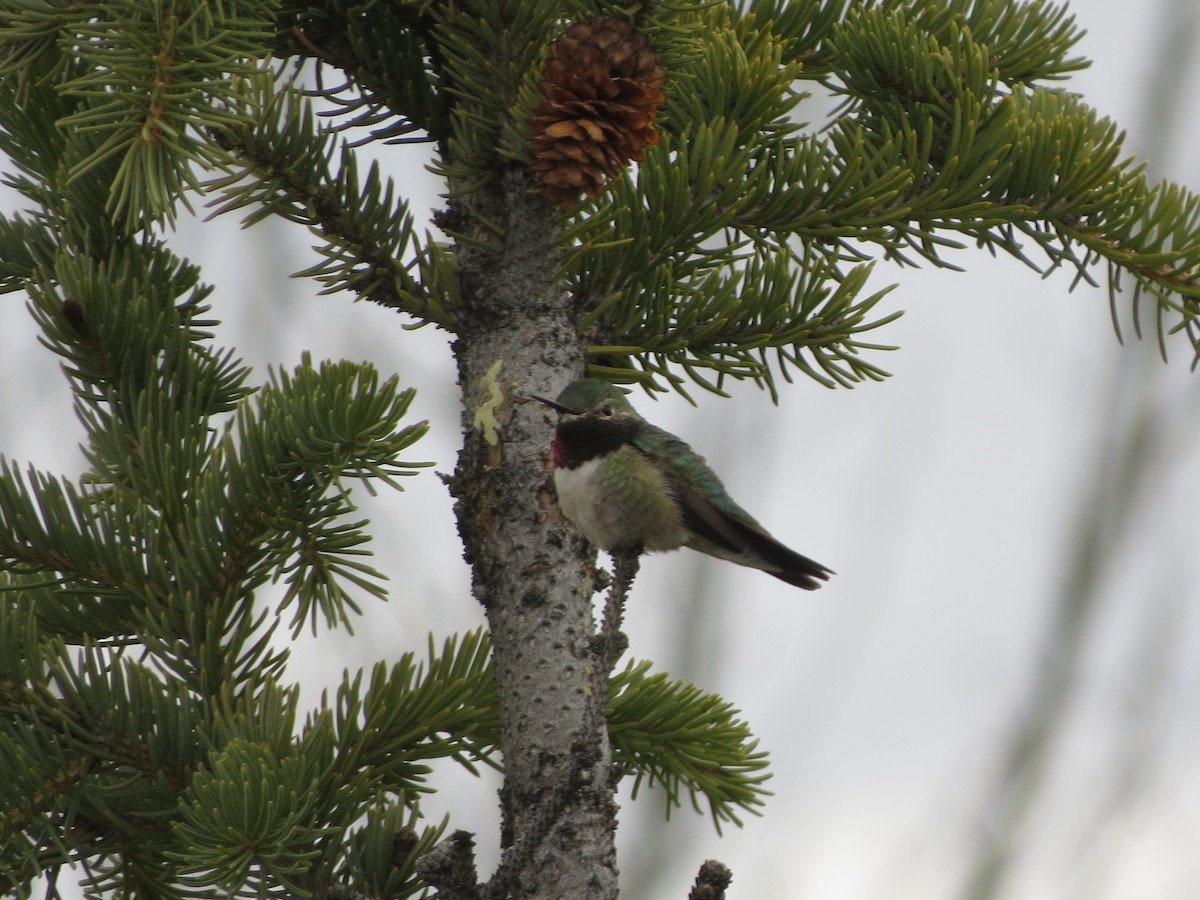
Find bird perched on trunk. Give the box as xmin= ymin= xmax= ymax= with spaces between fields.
xmin=533 ymin=378 xmax=832 ymax=589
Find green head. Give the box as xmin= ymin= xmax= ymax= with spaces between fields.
xmin=536 ymin=378 xmax=637 ymax=417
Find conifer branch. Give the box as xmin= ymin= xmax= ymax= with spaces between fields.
xmin=2 ymin=1 xmax=277 ymax=227
xmin=608 ymin=660 xmax=773 ymax=831
xmin=556 ymin=2 xmax=1200 ymax=398
xmin=276 ymin=1 xmax=449 ymax=144
xmin=206 ymin=80 xmax=452 ymax=327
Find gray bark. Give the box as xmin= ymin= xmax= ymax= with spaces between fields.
xmin=447 ymin=168 xmax=619 ymax=899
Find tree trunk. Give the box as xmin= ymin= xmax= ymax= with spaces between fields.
xmin=449 ymin=168 xmax=619 ymax=899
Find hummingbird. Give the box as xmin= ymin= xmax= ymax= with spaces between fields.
xmin=533 ymin=378 xmax=832 ymax=589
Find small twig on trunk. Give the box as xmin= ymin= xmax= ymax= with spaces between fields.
xmin=688 ymin=859 xmax=733 ymax=900
xmin=415 ymin=830 xmax=482 ymax=900
xmin=594 ymin=546 xmax=641 ymax=669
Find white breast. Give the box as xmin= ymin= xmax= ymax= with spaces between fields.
xmin=553 ymin=456 xmax=687 ymax=552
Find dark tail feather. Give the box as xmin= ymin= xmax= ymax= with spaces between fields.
xmin=675 ymin=479 xmax=833 ymax=589
xmin=727 ymin=518 xmax=833 ymax=590
xmin=769 ymin=550 xmax=833 ymax=590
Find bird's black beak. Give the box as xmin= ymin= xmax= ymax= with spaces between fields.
xmin=528 ymin=393 xmax=578 ymax=415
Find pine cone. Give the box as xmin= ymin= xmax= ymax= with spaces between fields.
xmin=528 ymin=17 xmax=666 ymax=208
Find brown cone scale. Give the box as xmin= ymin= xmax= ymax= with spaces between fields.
xmin=528 ymin=17 xmax=666 ymax=208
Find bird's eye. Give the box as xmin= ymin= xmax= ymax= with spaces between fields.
xmin=601 ymin=405 xmax=614 ymax=417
